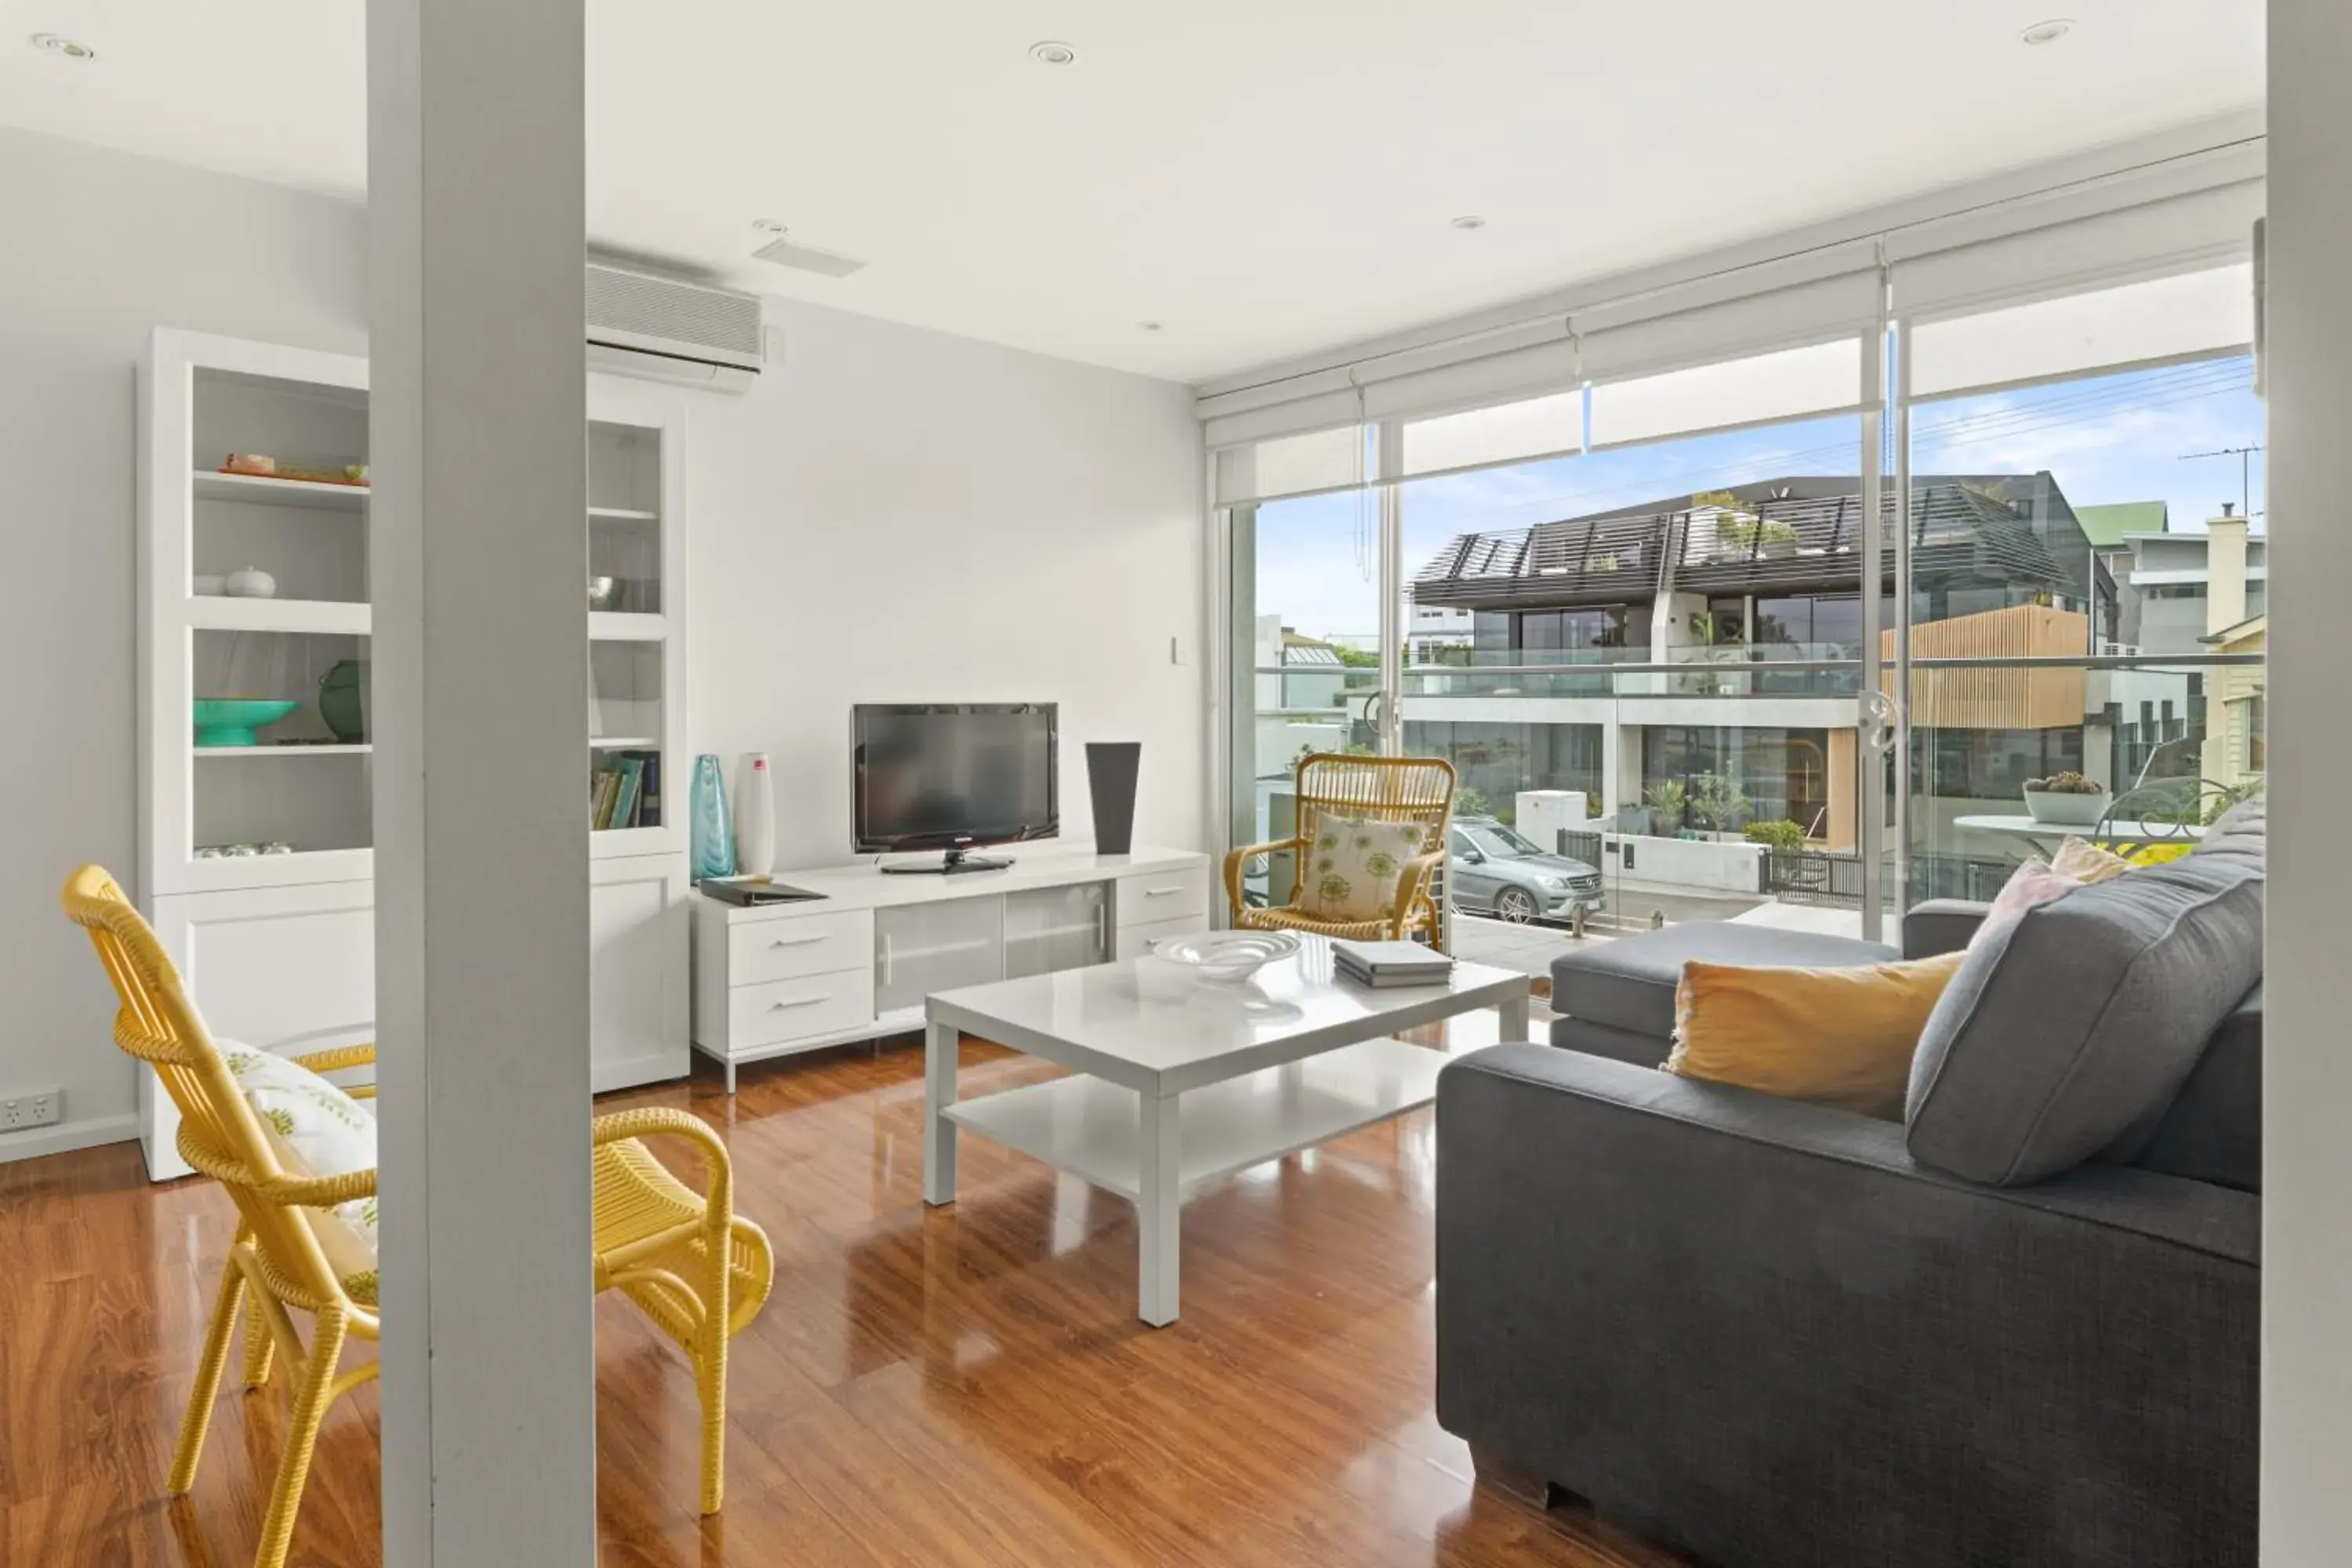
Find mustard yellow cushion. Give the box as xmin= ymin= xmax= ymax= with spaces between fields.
xmin=1667 ymin=952 xmax=1969 ymax=1120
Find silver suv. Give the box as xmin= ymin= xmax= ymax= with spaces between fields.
xmin=1447 ymin=815 xmax=1606 ymax=924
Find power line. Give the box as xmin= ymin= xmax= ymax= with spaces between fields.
xmin=2180 ymin=444 xmax=2265 ymax=521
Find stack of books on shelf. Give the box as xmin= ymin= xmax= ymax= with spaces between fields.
xmin=1331 ymin=938 xmax=1454 ymax=989
xmin=590 ymin=751 xmax=662 ymax=831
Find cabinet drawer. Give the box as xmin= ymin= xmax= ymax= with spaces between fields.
xmin=1116 ymin=912 xmax=1208 ymax=962
xmin=1116 ymin=866 xmax=1210 ymax=928
xmin=727 ymin=970 xmax=874 ymax=1051
xmin=727 ymin=909 xmax=873 ymax=985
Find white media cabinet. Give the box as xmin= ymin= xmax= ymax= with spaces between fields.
xmin=691 ymin=842 xmax=1212 ymax=1091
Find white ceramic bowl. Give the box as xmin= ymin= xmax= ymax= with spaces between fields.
xmin=1148 ymin=930 xmax=1301 ymax=984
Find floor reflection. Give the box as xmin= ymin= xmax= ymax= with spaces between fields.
xmin=3 ymin=1003 xmax=1694 ymax=1567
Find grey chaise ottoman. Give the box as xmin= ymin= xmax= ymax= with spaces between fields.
xmin=1547 ymin=920 xmax=1898 ymax=1065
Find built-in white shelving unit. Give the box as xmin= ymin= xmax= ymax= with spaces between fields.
xmin=136 ymin=328 xmax=692 ymax=1179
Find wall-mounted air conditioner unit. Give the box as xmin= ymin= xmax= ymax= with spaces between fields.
xmin=586 ymin=263 xmax=764 ymax=394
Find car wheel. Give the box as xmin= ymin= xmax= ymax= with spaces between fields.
xmin=1495 ymin=887 xmax=1537 ymax=924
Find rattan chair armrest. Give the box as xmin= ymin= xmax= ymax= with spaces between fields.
xmin=1224 ymin=837 xmax=1304 ymax=915
xmin=291 ymin=1041 xmax=377 ymax=1098
xmin=290 ymin=1042 xmax=376 ymax=1074
xmin=1391 ymin=849 xmax=1448 ymax=938
xmin=263 ymin=1166 xmax=379 ymax=1208
xmin=592 ymin=1106 xmax=734 ymax=1218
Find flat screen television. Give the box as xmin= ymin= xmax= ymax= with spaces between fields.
xmin=852 ymin=703 xmax=1058 ymax=873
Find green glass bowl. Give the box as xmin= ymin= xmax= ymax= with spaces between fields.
xmin=194 ymin=699 xmax=300 ymax=748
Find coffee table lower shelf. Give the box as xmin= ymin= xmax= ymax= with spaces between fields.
xmin=940 ymin=1036 xmax=1446 ymax=1203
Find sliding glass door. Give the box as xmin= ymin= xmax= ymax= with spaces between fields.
xmin=1893 ymin=262 xmax=2267 ymax=908
xmin=1225 ymin=472 xmax=1386 ymax=913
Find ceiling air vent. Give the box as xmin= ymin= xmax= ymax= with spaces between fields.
xmin=585 ymin=263 xmax=764 ymax=392
xmin=752 ymin=234 xmax=869 ymax=279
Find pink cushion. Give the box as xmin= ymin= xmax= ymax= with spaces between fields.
xmin=1971 ymin=859 xmax=2082 ymax=948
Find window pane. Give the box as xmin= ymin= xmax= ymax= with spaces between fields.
xmin=1402 ymin=402 xmax=1869 ymax=958
xmin=1226 ymin=488 xmax=1383 ymax=898
xmin=1902 ymin=352 xmax=2264 ymax=906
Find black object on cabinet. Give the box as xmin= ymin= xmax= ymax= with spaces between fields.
xmin=1086 ymin=742 xmax=1141 ymax=855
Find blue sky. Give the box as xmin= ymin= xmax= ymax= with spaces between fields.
xmin=1254 ymin=356 xmax=2264 ymax=644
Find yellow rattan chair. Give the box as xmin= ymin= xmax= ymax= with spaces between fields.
xmin=1223 ymin=753 xmax=1457 ymax=946
xmin=61 ymin=866 xmax=774 ymax=1568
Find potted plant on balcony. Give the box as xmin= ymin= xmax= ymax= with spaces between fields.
xmin=1711 ymin=511 xmax=1801 ymax=561
xmin=2022 ymin=771 xmax=2111 ymax=827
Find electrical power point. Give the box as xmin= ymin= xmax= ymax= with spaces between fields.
xmin=0 ymin=1087 xmax=61 ymax=1131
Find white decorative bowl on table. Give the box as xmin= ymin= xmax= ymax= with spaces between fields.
xmin=1146 ymin=930 xmax=1301 ymax=984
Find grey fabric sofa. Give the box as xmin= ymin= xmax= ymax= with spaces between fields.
xmin=1437 ymin=895 xmax=2262 ymax=1568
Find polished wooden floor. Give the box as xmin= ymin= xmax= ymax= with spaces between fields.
xmin=0 ymin=1011 xmax=1691 ymax=1567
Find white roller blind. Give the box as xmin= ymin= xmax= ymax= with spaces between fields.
xmin=1212 ymin=423 xmax=1366 ymax=507
xmin=1889 ymin=179 xmax=2262 ymax=321
xmin=1588 ymin=337 xmax=1865 ymax=450
xmin=1201 ymin=383 xmax=1361 ymax=450
xmin=1575 ymin=268 xmax=1881 ymax=383
xmin=1358 ymin=333 xmax=1578 ymax=423
xmin=1396 ymin=388 xmax=1583 ymax=479
xmin=1907 ymin=263 xmax=2255 ymax=401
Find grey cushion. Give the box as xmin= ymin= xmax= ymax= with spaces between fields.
xmin=1906 ymin=854 xmax=2265 ymax=1185
xmin=2117 ymin=985 xmax=2263 ymax=1192
xmin=1549 ymin=924 xmax=1896 ymax=1040
xmin=2195 ymin=793 xmax=2267 ymax=861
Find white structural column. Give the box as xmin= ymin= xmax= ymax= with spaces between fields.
xmin=368 ymin=0 xmax=595 ymax=1560
xmin=2264 ymin=2 xmax=2352 ymax=1558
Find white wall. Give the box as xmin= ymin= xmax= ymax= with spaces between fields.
xmin=0 ymin=127 xmax=367 ymax=1160
xmin=682 ymin=300 xmax=1204 ymax=870
xmin=0 ymin=125 xmax=1204 ymax=1160
xmin=2263 ymin=2 xmax=2350 ymax=1557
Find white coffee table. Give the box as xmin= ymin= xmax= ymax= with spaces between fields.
xmin=922 ymin=935 xmax=1531 ymax=1326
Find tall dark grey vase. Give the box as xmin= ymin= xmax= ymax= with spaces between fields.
xmin=1086 ymin=742 xmax=1142 ymax=855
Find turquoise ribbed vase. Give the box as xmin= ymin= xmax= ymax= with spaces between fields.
xmin=688 ymin=753 xmax=736 ymax=882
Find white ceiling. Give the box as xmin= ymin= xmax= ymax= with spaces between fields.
xmin=0 ymin=1 xmax=2263 ymax=383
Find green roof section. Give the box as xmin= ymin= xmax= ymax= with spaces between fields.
xmin=2075 ymin=500 xmax=2169 ymax=547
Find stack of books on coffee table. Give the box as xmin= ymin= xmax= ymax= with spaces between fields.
xmin=1332 ymin=939 xmax=1455 ymax=989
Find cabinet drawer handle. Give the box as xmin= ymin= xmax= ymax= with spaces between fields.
xmin=768 ymin=995 xmax=828 ymax=1011
xmin=1142 ymin=886 xmax=1184 ymax=898
xmin=769 ymin=934 xmax=829 ymax=949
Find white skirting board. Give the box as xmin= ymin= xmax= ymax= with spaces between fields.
xmin=0 ymin=1112 xmax=141 ymax=1167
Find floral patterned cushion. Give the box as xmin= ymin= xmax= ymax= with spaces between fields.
xmin=220 ymin=1042 xmax=379 ymax=1298
xmin=1298 ymin=812 xmax=1428 ymax=924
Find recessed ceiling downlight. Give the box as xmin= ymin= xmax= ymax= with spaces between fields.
xmin=30 ymin=32 xmax=96 ymax=61
xmin=1029 ymin=40 xmax=1078 ymax=66
xmin=2020 ymin=18 xmax=2074 ymax=45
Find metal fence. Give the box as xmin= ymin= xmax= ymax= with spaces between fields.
xmin=1759 ymin=850 xmax=2016 ymax=907
xmin=1763 ymin=851 xmax=1865 ymax=903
